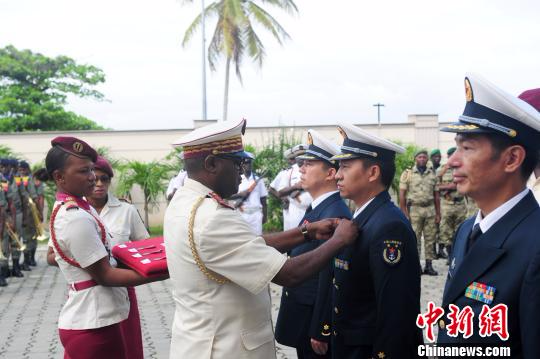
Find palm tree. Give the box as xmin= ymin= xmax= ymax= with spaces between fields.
xmin=115 ymin=160 xmax=173 ymax=228
xmin=182 ymin=0 xmax=298 ymax=121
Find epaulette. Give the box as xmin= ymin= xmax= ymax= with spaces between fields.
xmin=400 ymin=168 xmax=412 ymax=183
xmin=64 ymin=200 xmax=79 ymax=210
xmin=208 ymin=192 xmax=234 ymax=210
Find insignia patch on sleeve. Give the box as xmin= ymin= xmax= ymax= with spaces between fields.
xmin=382 ymin=240 xmax=402 ymax=265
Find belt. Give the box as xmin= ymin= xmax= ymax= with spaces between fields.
xmin=410 ymin=202 xmax=433 ymax=207
xmin=69 ymin=279 xmax=98 ymax=291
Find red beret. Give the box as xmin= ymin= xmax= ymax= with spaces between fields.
xmin=518 ymin=88 xmax=540 ymax=112
xmin=51 ymin=136 xmax=98 ymax=162
xmin=94 ymin=156 xmax=114 ymax=178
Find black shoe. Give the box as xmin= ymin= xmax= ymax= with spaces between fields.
xmin=11 ymin=260 xmax=24 ymax=278
xmin=0 ymin=267 xmax=8 ymax=286
xmin=29 ymin=249 xmax=37 ymax=266
xmin=423 ymin=260 xmax=438 ymax=276
xmin=21 ymin=253 xmax=32 ymax=271
xmin=439 ymin=245 xmax=448 ymax=259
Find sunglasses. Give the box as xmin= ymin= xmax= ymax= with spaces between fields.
xmin=95 ymin=175 xmax=111 ymax=183
xmin=216 ymin=154 xmax=248 ymax=168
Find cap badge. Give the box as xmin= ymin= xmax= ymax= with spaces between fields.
xmin=73 ymin=142 xmax=84 ymax=153
xmin=465 ymin=78 xmax=474 ymax=102
xmin=307 ymin=132 xmax=313 ymax=145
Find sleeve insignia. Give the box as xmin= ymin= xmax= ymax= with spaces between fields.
xmin=377 ymin=352 xmax=386 ymax=359
xmin=382 ymin=240 xmax=402 ymax=265
xmin=64 ymin=200 xmax=79 ymax=210
xmin=321 ymin=323 xmax=331 ymax=336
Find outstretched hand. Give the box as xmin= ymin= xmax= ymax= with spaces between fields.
xmin=332 ymin=218 xmax=358 ymax=246
xmin=307 ymin=218 xmax=339 ymax=240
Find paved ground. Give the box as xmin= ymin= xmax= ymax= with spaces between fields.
xmin=0 ymin=245 xmax=448 ymax=358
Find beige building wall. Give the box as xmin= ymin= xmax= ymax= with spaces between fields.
xmin=0 ymin=115 xmax=456 ymax=227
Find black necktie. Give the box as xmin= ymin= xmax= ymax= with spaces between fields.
xmin=466 ymin=223 xmax=482 ymax=253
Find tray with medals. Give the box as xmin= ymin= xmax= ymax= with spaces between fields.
xmin=112 ymin=236 xmax=168 ymax=277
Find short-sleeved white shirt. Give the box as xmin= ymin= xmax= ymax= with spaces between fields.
xmin=164 ymin=178 xmax=287 ymax=358
xmin=238 ymin=173 xmax=268 ymax=210
xmin=50 ymin=201 xmax=129 ymax=329
xmin=99 ymin=194 xmax=150 ymax=247
xmin=270 ymin=169 xmax=287 ymax=191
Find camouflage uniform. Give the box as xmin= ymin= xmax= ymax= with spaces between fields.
xmin=465 ymin=197 xmax=479 ymax=218
xmin=0 ymin=182 xmax=9 ymax=284
xmin=437 ymin=165 xmax=467 ymax=246
xmin=399 ymin=165 xmax=439 ymax=261
xmin=12 ymin=175 xmax=38 ymax=268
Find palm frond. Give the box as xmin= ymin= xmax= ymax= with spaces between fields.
xmin=248 ymin=2 xmax=291 ymax=44
xmin=258 ymin=0 xmax=299 ymax=15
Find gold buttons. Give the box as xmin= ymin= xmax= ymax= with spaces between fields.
xmin=334 ymin=307 xmax=339 ymax=314
xmin=439 ymin=319 xmax=445 ymax=330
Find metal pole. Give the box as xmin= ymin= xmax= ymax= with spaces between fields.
xmin=373 ymin=103 xmax=385 ymax=128
xmin=201 ymin=0 xmax=208 ymax=121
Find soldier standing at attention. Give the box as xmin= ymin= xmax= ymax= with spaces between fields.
xmin=330 ymin=123 xmax=422 ymax=359
xmin=16 ymin=160 xmax=40 ymax=270
xmin=430 ymin=149 xmax=442 ymax=171
xmin=437 ymin=147 xmax=467 ymax=263
xmin=275 ymin=129 xmax=351 ymax=358
xmin=437 ymin=73 xmax=540 ymax=356
xmin=399 ymin=149 xmax=441 ymax=275
xmin=0 ymin=165 xmax=8 ymax=286
xmin=164 ymin=118 xmax=358 ymax=359
xmin=230 ymin=152 xmax=268 ymax=235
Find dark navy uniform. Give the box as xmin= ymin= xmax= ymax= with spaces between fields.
xmin=436 ymin=74 xmax=540 ymax=358
xmin=438 ymin=191 xmax=540 ymax=357
xmin=275 ymin=192 xmax=351 ymax=358
xmin=332 ymin=190 xmax=423 ymax=359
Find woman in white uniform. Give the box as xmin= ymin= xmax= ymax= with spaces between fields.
xmin=45 ymin=136 xmax=166 ymax=359
xmin=88 ymin=155 xmax=149 ymax=359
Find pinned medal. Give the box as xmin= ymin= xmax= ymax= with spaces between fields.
xmin=382 ymin=240 xmax=402 ymax=265
xmin=465 ymin=281 xmax=496 ymax=305
xmin=334 ymin=258 xmax=349 ymax=271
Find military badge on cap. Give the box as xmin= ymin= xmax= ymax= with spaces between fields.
xmin=382 ymin=240 xmax=402 ymax=265
xmin=441 ymin=73 xmax=540 ymax=150
xmin=172 ymin=118 xmax=251 ymax=159
xmin=330 ymin=123 xmax=405 ymax=161
xmin=51 ymin=136 xmax=98 ymax=162
xmin=297 ymin=129 xmax=341 ymax=166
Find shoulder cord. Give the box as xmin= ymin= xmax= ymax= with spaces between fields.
xmin=188 ymin=196 xmax=230 ymax=285
xmin=50 ymin=203 xmax=107 ymax=268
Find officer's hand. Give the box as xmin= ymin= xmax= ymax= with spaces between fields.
xmin=332 ymin=219 xmax=358 ymax=246
xmin=307 ymin=218 xmax=338 ymax=240
xmin=310 ymin=338 xmax=328 ymax=355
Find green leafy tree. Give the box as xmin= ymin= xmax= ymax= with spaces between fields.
xmin=0 ymin=45 xmax=105 ymax=131
xmin=182 ymin=0 xmax=298 ymax=121
xmin=115 ymin=161 xmax=173 ymax=228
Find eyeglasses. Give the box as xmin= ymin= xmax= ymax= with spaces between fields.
xmin=216 ymin=155 xmax=247 ymax=169
xmin=95 ymin=175 xmax=111 ymax=183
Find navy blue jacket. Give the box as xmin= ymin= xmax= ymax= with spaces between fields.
xmin=332 ymin=190 xmax=423 ymax=359
xmin=438 ymin=191 xmax=540 ymax=358
xmin=275 ymin=191 xmax=351 ymax=347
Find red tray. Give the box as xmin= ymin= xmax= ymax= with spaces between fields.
xmin=112 ymin=237 xmax=168 ymax=277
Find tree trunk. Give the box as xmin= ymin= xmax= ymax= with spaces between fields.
xmin=144 ymin=192 xmax=149 ymax=231
xmin=222 ymin=56 xmax=231 ymax=121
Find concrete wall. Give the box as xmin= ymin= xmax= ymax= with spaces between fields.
xmin=0 ymin=116 xmax=456 ymax=227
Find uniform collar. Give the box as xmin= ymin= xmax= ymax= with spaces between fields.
xmin=311 ymin=190 xmax=339 ymax=210
xmin=105 ymin=194 xmax=122 ymax=208
xmin=183 ymin=178 xmax=213 ymax=196
xmin=56 ymin=191 xmax=91 ymax=211
xmin=473 ymin=187 xmax=530 ymax=233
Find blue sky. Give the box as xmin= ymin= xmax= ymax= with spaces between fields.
xmin=1 ymin=0 xmax=539 ymax=130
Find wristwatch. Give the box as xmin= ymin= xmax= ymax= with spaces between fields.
xmin=300 ymin=223 xmax=311 ymax=241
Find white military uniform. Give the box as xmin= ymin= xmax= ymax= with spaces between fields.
xmin=280 ymin=164 xmax=312 ymax=230
xmin=270 ymin=168 xmax=289 ymax=230
xmin=164 ymin=178 xmax=287 ymax=359
xmin=237 ymin=173 xmax=268 ymax=235
xmin=50 ymin=200 xmax=129 ymax=329
xmin=99 ymin=194 xmax=149 ymax=246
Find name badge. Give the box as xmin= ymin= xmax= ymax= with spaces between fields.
xmin=465 ymin=281 xmax=495 ymax=304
